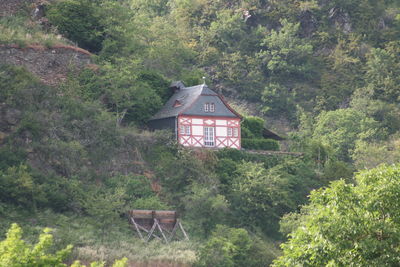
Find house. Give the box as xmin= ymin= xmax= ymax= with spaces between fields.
xmin=148 ymin=81 xmax=242 ymax=149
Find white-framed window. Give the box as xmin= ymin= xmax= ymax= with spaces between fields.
xmin=204 ymin=127 xmax=215 ymax=147
xmin=227 ymin=127 xmax=233 ymax=137
xmin=227 ymin=127 xmax=238 ymax=137
xmin=210 ymin=103 xmax=215 ymax=112
xmin=180 ymin=125 xmax=191 ymax=135
xmin=233 ymin=128 xmax=239 ymax=137
xmin=185 ymin=125 xmax=191 ymax=135
xmin=204 ymin=103 xmax=215 ymax=112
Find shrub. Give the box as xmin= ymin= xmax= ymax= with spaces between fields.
xmin=241 ymin=116 xmax=265 ymax=138
xmin=0 ymin=223 xmax=72 ymax=266
xmin=195 ymin=225 xmax=278 ymax=267
xmin=0 ymin=223 xmax=128 ymax=267
xmin=46 ymin=0 xmax=105 ymax=53
xmin=241 ymin=138 xmax=279 ymax=151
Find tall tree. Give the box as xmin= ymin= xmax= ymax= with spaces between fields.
xmin=274 ymin=164 xmax=400 ymax=266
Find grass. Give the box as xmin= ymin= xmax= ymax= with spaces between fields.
xmin=0 ymin=15 xmax=69 ymax=47
xmin=0 ymin=206 xmax=197 ymax=266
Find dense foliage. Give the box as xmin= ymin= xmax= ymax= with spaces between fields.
xmin=0 ymin=223 xmax=127 ymax=267
xmin=274 ymin=164 xmax=400 ymax=266
xmin=1 ymin=0 xmax=400 ymax=265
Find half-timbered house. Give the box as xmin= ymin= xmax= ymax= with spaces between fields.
xmin=148 ymin=81 xmax=242 ymax=149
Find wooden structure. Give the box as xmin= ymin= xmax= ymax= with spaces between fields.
xmin=244 ymin=149 xmax=304 ymax=157
xmin=128 ymin=210 xmax=189 ymax=243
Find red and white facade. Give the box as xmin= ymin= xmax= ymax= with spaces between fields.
xmin=149 ymin=82 xmax=242 ymax=150
xmin=178 ymin=115 xmax=241 ymax=149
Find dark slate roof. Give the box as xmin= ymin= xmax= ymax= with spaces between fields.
xmin=183 ymin=95 xmax=238 ymax=118
xmin=150 ymin=82 xmax=240 ymax=120
xmin=263 ymin=128 xmax=285 ymax=141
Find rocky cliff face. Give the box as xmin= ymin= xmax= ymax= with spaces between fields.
xmin=0 ymin=0 xmax=41 ymax=17
xmin=0 ymin=44 xmax=93 ymax=85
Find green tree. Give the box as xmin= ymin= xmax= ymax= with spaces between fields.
xmin=47 ymin=0 xmax=105 ymax=53
xmin=258 ymin=19 xmax=313 ymax=116
xmin=183 ymin=185 xmax=229 ymax=236
xmin=363 ymin=46 xmax=400 ymax=102
xmin=0 ymin=165 xmax=45 ymax=211
xmin=230 ymin=161 xmax=296 ymax=235
xmin=312 ymin=108 xmax=380 ymax=161
xmin=352 ymin=138 xmax=400 ymax=170
xmin=274 ymin=164 xmax=400 ymax=266
xmin=195 ymin=225 xmax=278 ymax=267
xmin=80 ymin=186 xmax=126 ymax=244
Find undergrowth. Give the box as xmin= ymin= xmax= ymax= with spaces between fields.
xmin=0 ymin=206 xmax=197 ymax=265
xmin=0 ymin=14 xmax=69 ymax=47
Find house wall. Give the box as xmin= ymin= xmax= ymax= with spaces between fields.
xmin=148 ymin=117 xmax=176 ymax=131
xmin=177 ymin=115 xmax=241 ymax=149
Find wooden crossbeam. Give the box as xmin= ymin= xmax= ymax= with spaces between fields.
xmin=128 ymin=210 xmax=189 ymax=243
xmin=178 ymin=220 xmax=189 ymax=241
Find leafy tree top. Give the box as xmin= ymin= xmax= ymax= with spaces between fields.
xmin=274 ymin=164 xmax=400 ymax=266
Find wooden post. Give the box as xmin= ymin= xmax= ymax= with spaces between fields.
xmin=128 ymin=210 xmax=189 ymax=243
xmin=154 ymin=219 xmax=169 ymax=243
xmin=146 ymin=220 xmax=158 ymax=242
xmin=178 ymin=220 xmax=189 ymax=241
xmin=130 ymin=217 xmax=144 ymax=241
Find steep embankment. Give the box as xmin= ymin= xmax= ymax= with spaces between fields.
xmin=0 ymin=0 xmax=39 ymax=17
xmin=0 ymin=44 xmax=93 ymax=85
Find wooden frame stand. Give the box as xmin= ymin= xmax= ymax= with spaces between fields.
xmin=128 ymin=210 xmax=189 ymax=243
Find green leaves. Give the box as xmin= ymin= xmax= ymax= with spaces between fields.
xmin=258 ymin=19 xmax=314 ymax=117
xmin=195 ymin=225 xmax=278 ymax=267
xmin=0 ymin=223 xmax=72 ymax=267
xmin=0 ymin=224 xmax=128 ymax=267
xmin=0 ymin=165 xmax=45 ymax=211
xmin=47 ymin=0 xmax=105 ymax=53
xmin=275 ymin=164 xmax=400 ymax=266
xmin=312 ymin=108 xmax=380 ymax=161
xmin=260 ymin=19 xmax=313 ymax=76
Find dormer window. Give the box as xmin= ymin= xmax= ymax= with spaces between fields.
xmin=204 ymin=103 xmax=215 ymax=112
xmin=210 ymin=103 xmax=215 ymax=112
xmin=174 ymin=100 xmax=182 ymax=107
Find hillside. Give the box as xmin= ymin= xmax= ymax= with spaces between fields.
xmin=1 ymin=0 xmax=400 ymax=266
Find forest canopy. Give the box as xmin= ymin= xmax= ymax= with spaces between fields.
xmin=1 ymin=0 xmax=400 ymax=265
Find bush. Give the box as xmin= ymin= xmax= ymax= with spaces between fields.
xmin=46 ymin=0 xmax=105 ymax=53
xmin=241 ymin=116 xmax=265 ymax=138
xmin=195 ymin=225 xmax=278 ymax=267
xmin=0 ymin=223 xmax=128 ymax=267
xmin=242 ymin=138 xmax=279 ymax=151
xmin=0 ymin=223 xmax=72 ymax=266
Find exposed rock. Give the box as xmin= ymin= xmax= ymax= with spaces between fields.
xmin=0 ymin=44 xmax=93 ymax=85
xmin=4 ymin=108 xmax=22 ymax=125
xmin=377 ymin=18 xmax=386 ymax=30
xmin=32 ymin=2 xmax=45 ymax=19
xmin=299 ymin=10 xmax=318 ymax=37
xmin=0 ymin=0 xmax=39 ymax=17
xmin=329 ymin=7 xmax=352 ymax=34
xmin=0 ymin=0 xmax=55 ymax=17
xmin=0 ymin=131 xmax=8 ymax=144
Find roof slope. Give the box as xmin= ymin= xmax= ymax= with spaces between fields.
xmin=150 ymin=82 xmax=239 ymax=120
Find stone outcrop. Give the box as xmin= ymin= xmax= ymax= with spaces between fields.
xmin=0 ymin=103 xmax=21 ymax=144
xmin=0 ymin=44 xmax=93 ymax=85
xmin=0 ymin=0 xmax=42 ymax=17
